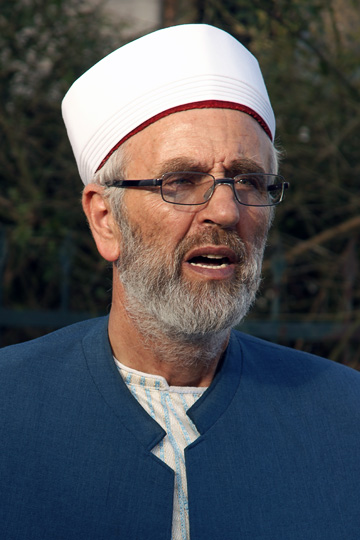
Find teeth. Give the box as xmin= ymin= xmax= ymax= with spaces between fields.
xmin=188 ymin=253 xmax=231 ymax=269
xmin=204 ymin=254 xmax=223 ymax=259
xmin=190 ymin=262 xmax=228 ymax=269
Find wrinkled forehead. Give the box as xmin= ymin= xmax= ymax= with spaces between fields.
xmin=123 ymin=108 xmax=275 ymax=179
xmin=62 ymin=24 xmax=275 ymax=185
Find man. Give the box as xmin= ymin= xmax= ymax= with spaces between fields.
xmin=0 ymin=24 xmax=359 ymax=540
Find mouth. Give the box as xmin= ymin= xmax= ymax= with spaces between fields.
xmin=183 ymin=246 xmax=238 ymax=279
xmin=188 ymin=253 xmax=232 ymax=269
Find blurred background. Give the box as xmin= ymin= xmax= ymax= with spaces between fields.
xmin=1 ymin=0 xmax=359 ymax=367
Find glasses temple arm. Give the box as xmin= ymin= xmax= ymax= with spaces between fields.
xmin=105 ymin=179 xmax=162 ymax=188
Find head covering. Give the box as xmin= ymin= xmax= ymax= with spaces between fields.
xmin=62 ymin=24 xmax=275 ymax=185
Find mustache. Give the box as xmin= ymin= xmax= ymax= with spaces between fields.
xmin=175 ymin=228 xmax=248 ymax=265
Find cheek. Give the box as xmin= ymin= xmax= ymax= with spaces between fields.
xmin=124 ymin=190 xmax=196 ymax=246
xmin=237 ymin=207 xmax=271 ymax=248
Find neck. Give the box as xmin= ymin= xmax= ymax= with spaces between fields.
xmin=108 ymin=286 xmax=229 ymax=387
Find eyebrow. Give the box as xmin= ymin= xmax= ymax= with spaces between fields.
xmin=154 ymin=156 xmax=265 ymax=178
xmin=225 ymin=158 xmax=265 ymax=176
xmin=154 ymin=157 xmax=206 ymax=177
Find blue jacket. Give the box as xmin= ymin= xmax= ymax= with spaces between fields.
xmin=1 ymin=317 xmax=360 ymax=539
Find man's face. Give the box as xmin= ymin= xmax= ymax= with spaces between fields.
xmin=114 ymin=108 xmax=274 ymax=341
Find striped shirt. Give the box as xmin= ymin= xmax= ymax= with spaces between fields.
xmin=115 ymin=359 xmax=207 ymax=540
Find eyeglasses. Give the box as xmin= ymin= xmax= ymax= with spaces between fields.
xmin=105 ymin=171 xmax=289 ymax=207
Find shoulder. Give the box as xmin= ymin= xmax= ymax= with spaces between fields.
xmin=0 ymin=317 xmax=111 ymax=425
xmin=0 ymin=316 xmax=108 ymax=372
xmin=230 ymin=328 xmax=360 ymax=395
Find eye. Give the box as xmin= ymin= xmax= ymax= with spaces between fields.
xmin=163 ymin=172 xmax=208 ymax=187
xmin=163 ymin=171 xmax=213 ymax=191
xmin=235 ymin=174 xmax=266 ymax=192
xmin=160 ymin=171 xmax=214 ymax=205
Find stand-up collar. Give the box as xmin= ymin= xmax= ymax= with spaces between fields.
xmin=186 ymin=332 xmax=243 ymax=433
xmin=83 ymin=318 xmax=243 ymax=446
xmin=83 ymin=317 xmax=165 ymax=451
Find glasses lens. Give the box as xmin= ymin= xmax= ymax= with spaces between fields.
xmin=161 ymin=172 xmax=214 ymax=205
xmin=234 ymin=174 xmax=284 ymax=206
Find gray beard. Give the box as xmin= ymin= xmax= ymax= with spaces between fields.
xmin=115 ymin=207 xmax=266 ymax=361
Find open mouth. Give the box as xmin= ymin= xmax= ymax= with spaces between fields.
xmin=188 ymin=254 xmax=231 ymax=269
xmin=184 ymin=246 xmax=238 ymax=275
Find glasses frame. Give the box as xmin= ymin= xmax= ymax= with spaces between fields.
xmin=105 ymin=172 xmax=289 ymax=207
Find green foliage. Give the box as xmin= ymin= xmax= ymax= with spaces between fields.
xmin=0 ymin=0 xmax=125 ymax=329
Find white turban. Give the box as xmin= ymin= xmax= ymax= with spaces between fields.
xmin=62 ymin=24 xmax=275 ymax=185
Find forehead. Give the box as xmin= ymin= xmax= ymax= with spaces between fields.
xmin=123 ymin=108 xmax=273 ymax=177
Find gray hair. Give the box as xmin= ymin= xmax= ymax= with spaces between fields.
xmin=269 ymin=143 xmax=281 ymax=174
xmin=91 ymin=142 xmax=130 ymax=223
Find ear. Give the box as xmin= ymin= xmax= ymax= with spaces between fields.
xmin=82 ymin=183 xmax=121 ymax=262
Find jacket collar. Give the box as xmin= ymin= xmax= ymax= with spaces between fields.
xmin=186 ymin=332 xmax=243 ymax=433
xmin=83 ymin=317 xmax=243 ymax=448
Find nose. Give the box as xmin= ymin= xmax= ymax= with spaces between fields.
xmin=197 ymin=181 xmax=241 ymax=229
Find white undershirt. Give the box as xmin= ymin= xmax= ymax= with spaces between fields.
xmin=114 ymin=358 xmax=207 ymax=540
